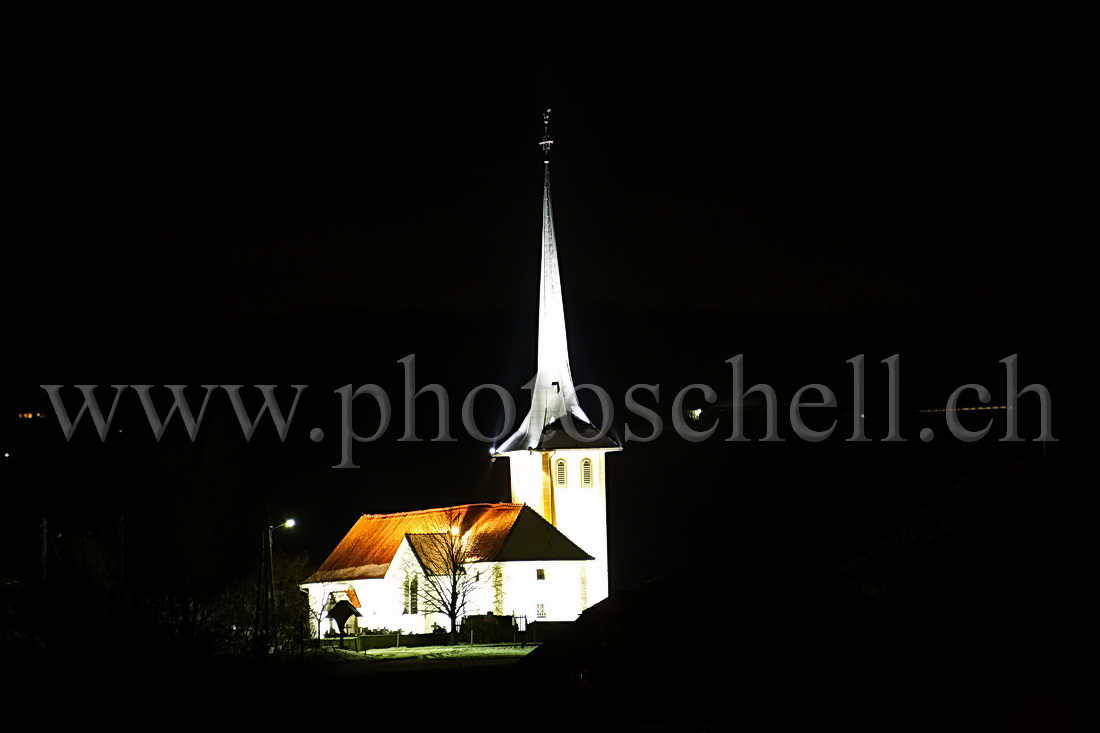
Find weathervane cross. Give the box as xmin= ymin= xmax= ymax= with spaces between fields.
xmin=540 ymin=108 xmax=553 ymax=163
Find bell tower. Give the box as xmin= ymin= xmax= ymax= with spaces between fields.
xmin=492 ymin=111 xmax=620 ymax=607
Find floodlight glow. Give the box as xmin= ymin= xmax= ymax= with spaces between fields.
xmin=285 ymin=519 xmax=296 ymax=528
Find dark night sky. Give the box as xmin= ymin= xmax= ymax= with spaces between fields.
xmin=6 ymin=6 xmax=1091 ymax=317
xmin=2 ymin=6 xmax=1094 ymax=582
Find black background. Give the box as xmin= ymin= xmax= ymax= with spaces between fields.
xmin=2 ymin=5 xmax=1095 ymax=725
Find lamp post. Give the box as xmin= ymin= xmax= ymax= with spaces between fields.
xmin=257 ymin=518 xmax=295 ymax=654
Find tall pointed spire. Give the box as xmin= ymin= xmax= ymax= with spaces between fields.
xmin=495 ymin=111 xmax=617 ymax=454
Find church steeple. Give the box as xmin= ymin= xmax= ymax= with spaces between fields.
xmin=495 ymin=111 xmax=616 ymax=454
xmin=493 ymin=111 xmax=618 ymax=608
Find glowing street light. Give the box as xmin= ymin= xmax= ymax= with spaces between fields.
xmin=257 ymin=517 xmax=297 ymax=652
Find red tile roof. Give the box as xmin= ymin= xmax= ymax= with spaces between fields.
xmin=405 ymin=533 xmax=455 ymax=576
xmin=305 ymin=503 xmax=521 ymax=583
xmin=304 ymin=502 xmax=591 ymax=583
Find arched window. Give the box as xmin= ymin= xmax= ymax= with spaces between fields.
xmin=555 ymin=458 xmax=567 ymax=487
xmin=581 ymin=458 xmax=593 ymax=487
xmin=404 ymin=575 xmax=418 ymax=614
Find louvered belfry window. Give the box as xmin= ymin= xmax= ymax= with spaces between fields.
xmin=581 ymin=458 xmax=593 ymax=487
xmin=555 ymin=458 xmax=567 ymax=487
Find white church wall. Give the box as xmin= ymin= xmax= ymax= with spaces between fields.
xmin=303 ymin=581 xmax=333 ymax=637
xmin=545 ymin=448 xmax=611 ymax=606
xmin=301 ymin=567 xmax=412 ymax=637
xmin=508 ymin=451 xmax=546 ymax=516
xmin=499 ymin=559 xmax=587 ymax=622
xmin=460 ymin=563 xmax=497 ymax=617
xmin=303 ymin=579 xmax=355 ymax=638
xmin=303 ymin=558 xmax=594 ymax=637
xmin=387 ymin=539 xmax=431 ymax=633
xmin=346 ymin=577 xmax=394 ymax=632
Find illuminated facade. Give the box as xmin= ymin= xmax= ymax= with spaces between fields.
xmin=301 ymin=112 xmax=619 ymax=636
xmin=302 ymin=503 xmax=594 ymax=635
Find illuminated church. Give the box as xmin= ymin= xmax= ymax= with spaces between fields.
xmin=301 ymin=113 xmax=620 ymax=635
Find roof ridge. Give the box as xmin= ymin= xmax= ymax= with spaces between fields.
xmin=360 ymin=502 xmax=524 ymax=519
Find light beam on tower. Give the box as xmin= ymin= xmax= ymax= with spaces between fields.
xmin=494 ymin=110 xmax=615 ymax=453
xmin=492 ymin=110 xmax=620 ymax=608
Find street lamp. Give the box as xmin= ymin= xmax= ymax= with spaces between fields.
xmin=257 ymin=517 xmax=296 ymax=654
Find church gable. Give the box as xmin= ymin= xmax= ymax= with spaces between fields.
xmin=496 ymin=505 xmax=593 ymax=562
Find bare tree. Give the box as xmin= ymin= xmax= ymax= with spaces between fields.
xmin=212 ymin=552 xmax=311 ymax=657
xmin=401 ymin=509 xmax=489 ymax=644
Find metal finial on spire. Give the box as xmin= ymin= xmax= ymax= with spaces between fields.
xmin=540 ymin=108 xmax=553 ymax=164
